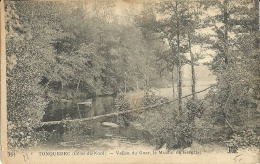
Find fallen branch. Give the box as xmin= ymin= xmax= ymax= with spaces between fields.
xmin=172 ymin=85 xmax=215 ymax=101
xmin=40 ymin=85 xmax=215 ymax=126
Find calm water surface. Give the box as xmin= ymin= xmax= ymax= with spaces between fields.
xmin=41 ymin=96 xmax=155 ymax=150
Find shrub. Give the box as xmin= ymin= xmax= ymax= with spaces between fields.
xmin=136 ymin=103 xmax=193 ymax=149
xmin=143 ymin=94 xmax=170 ymax=107
xmin=7 ymin=121 xmax=48 ymax=150
xmin=114 ymin=92 xmax=131 ymax=126
xmin=224 ymin=128 xmax=260 ymax=149
xmin=114 ymin=92 xmax=130 ymax=111
xmin=185 ymin=98 xmax=204 ymax=124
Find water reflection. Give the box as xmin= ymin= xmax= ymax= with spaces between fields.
xmin=41 ymin=96 xmax=155 ymax=150
xmin=83 ymin=96 xmax=116 ymax=118
xmin=43 ymin=96 xmax=117 ymax=121
xmin=42 ymin=117 xmax=155 ymax=150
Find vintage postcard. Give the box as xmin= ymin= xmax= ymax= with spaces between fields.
xmin=1 ymin=0 xmax=260 ymax=163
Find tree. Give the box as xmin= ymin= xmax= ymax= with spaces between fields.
xmin=204 ymin=0 xmax=259 ymax=130
xmin=5 ymin=1 xmax=59 ymax=149
xmin=156 ymin=1 xmax=192 ymax=115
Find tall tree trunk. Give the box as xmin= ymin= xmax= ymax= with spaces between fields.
xmin=176 ymin=2 xmax=182 ymax=115
xmin=188 ymin=31 xmax=196 ymax=101
xmin=124 ymin=72 xmax=127 ymax=93
xmin=253 ymin=0 xmax=259 ymax=32
xmin=249 ymin=0 xmax=259 ymax=120
xmin=223 ymin=0 xmax=229 ymax=64
xmin=171 ymin=65 xmax=175 ymax=100
xmin=253 ymin=0 xmax=259 ymax=48
xmin=223 ymin=0 xmax=233 ymax=128
xmin=177 ymin=61 xmax=183 ymax=115
xmin=168 ymin=35 xmax=176 ymax=102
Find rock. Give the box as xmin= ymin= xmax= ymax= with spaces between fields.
xmin=102 ymin=122 xmax=119 ymax=128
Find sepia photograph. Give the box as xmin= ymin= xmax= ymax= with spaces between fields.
xmin=1 ymin=0 xmax=260 ymax=163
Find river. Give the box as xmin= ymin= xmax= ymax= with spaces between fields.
xmin=40 ymin=86 xmax=212 ymax=150
xmin=41 ymin=95 xmax=157 ymax=150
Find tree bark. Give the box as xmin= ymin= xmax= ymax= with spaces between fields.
xmin=176 ymin=2 xmax=182 ymax=115
xmin=171 ymin=65 xmax=175 ymax=100
xmin=253 ymin=0 xmax=259 ymax=48
xmin=253 ymin=0 xmax=259 ymax=32
xmin=223 ymin=0 xmax=229 ymax=64
xmin=124 ymin=72 xmax=127 ymax=93
xmin=188 ymin=31 xmax=196 ymax=101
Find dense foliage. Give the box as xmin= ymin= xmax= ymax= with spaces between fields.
xmin=6 ymin=1 xmax=165 ymax=150
xmin=5 ymin=0 xmax=259 ymax=150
